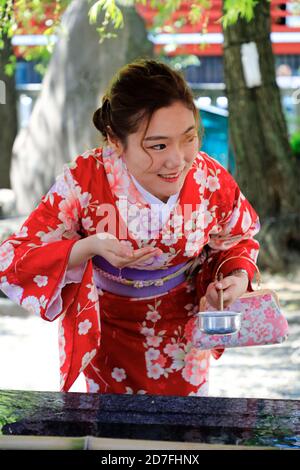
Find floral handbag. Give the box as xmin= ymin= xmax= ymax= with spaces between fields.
xmin=187 ymin=256 xmax=289 ymax=350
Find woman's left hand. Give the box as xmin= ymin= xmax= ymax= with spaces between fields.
xmin=204 ymin=272 xmax=249 ymax=310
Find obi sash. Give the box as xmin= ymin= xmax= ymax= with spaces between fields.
xmin=92 ymin=255 xmax=193 ymax=297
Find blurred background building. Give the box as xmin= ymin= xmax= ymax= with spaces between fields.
xmin=12 ymin=0 xmax=300 ymax=170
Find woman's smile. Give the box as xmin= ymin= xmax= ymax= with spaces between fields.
xmin=157 ymin=168 xmax=185 ymax=183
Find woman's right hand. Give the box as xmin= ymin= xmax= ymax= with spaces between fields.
xmin=89 ymin=233 xmax=162 ymax=269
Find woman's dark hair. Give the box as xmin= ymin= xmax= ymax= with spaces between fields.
xmin=93 ymin=58 xmax=200 ymax=149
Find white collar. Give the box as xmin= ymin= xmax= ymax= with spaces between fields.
xmin=130 ymin=174 xmax=180 ymax=207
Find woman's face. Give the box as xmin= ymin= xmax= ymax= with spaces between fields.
xmin=114 ymin=101 xmax=199 ymax=202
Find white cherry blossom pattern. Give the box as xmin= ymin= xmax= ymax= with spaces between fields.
xmin=184 ymin=302 xmax=199 ymax=318
xmin=82 ymin=216 xmax=94 ymax=231
xmin=160 ymin=231 xmax=181 ymax=247
xmin=33 ymin=275 xmax=48 ymax=287
xmin=127 ymin=206 xmax=151 ymax=241
xmin=206 ymin=174 xmax=221 ymax=192
xmin=103 ymin=150 xmax=131 ymax=200
xmin=35 ymin=226 xmax=64 ymax=243
xmin=145 ymin=347 xmax=160 ymax=362
xmin=140 ymin=326 xmax=155 ymax=337
xmin=58 ymin=193 xmax=80 ymax=233
xmin=194 ymin=167 xmax=207 ymax=187
xmin=87 ymin=283 xmax=98 ymax=303
xmin=125 ymin=387 xmax=147 ymax=395
xmin=185 ymin=233 xmax=205 ymax=257
xmin=166 ymin=344 xmax=186 ymax=371
xmin=80 ymin=349 xmax=97 ymax=373
xmin=0 ymin=276 xmax=24 ymax=303
xmin=147 ymin=363 xmax=165 ymax=380
xmin=146 ymin=307 xmax=161 ymax=323
xmin=146 ymin=335 xmax=163 ymax=347
xmin=111 ymin=367 xmax=127 ymax=382
xmin=86 ymin=377 xmax=100 ymax=393
xmin=181 ymin=348 xmax=210 ymax=386
xmin=78 ymin=319 xmax=92 ymax=335
xmin=200 ymin=204 xmax=214 ymax=229
xmin=241 ymin=208 xmax=252 ymax=233
xmin=0 ymin=241 xmax=15 ymax=271
xmin=163 ymin=342 xmax=182 ymax=358
xmin=74 ymin=187 xmax=92 ymax=209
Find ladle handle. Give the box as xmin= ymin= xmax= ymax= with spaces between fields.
xmin=217 ymin=272 xmax=224 ymax=311
xmin=214 ymin=255 xmax=261 ymax=288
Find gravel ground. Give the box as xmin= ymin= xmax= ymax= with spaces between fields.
xmin=0 ymin=270 xmax=299 ymax=398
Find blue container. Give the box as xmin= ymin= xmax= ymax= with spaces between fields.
xmin=198 ymin=105 xmax=235 ymax=174
xmin=15 ymin=60 xmax=42 ymax=85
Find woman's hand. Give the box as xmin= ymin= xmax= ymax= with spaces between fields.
xmin=204 ymin=272 xmax=249 ymax=310
xmin=90 ymin=233 xmax=162 ymax=269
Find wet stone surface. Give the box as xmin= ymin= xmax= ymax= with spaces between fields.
xmin=0 ymin=389 xmax=300 ymax=448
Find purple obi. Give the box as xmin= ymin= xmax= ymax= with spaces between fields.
xmin=92 ymin=255 xmax=192 ymax=298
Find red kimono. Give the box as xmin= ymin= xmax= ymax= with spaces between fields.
xmin=0 ymin=147 xmax=260 ymax=395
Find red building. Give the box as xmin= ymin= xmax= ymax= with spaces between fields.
xmin=136 ymin=0 xmax=300 ymax=83
xmin=14 ymin=1 xmax=300 ymax=84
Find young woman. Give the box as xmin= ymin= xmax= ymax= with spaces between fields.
xmin=0 ymin=59 xmax=260 ymax=396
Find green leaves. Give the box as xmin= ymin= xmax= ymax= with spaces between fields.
xmin=222 ymin=0 xmax=260 ymax=28
xmin=0 ymin=0 xmax=14 ymax=38
xmin=189 ymin=1 xmax=211 ymax=25
xmin=0 ymin=0 xmax=70 ymax=72
xmin=88 ymin=0 xmax=124 ymax=43
xmin=4 ymin=53 xmax=16 ymax=76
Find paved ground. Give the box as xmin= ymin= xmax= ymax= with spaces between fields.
xmin=0 ymin=270 xmax=299 ymax=398
xmin=0 ymin=302 xmax=85 ymax=393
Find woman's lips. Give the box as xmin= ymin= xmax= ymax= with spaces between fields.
xmin=158 ymin=169 xmax=184 ymax=182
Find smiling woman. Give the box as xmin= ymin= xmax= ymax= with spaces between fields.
xmin=0 ymin=59 xmax=260 ymax=397
xmin=93 ymin=60 xmax=201 ymax=203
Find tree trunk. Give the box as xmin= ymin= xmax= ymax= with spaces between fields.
xmin=0 ymin=33 xmax=17 ymax=189
xmin=10 ymin=0 xmax=153 ymax=214
xmin=223 ymin=0 xmax=300 ymax=272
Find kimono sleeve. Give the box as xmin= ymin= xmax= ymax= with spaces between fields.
xmin=0 ymin=164 xmax=86 ymax=322
xmin=195 ymin=170 xmax=260 ymax=362
xmin=198 ymin=171 xmax=260 ymax=298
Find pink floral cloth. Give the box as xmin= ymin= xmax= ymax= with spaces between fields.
xmin=0 ymin=146 xmax=260 ymax=394
xmin=186 ymin=291 xmax=289 ymax=350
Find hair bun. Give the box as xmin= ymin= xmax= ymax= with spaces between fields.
xmin=93 ymin=97 xmax=112 ymax=136
xmin=93 ymin=106 xmax=106 ymax=135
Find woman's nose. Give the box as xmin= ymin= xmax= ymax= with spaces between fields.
xmin=165 ymin=146 xmax=185 ymax=169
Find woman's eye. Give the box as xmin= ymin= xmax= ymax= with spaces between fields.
xmin=149 ymin=144 xmax=166 ymax=151
xmin=147 ymin=137 xmax=196 ymax=150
